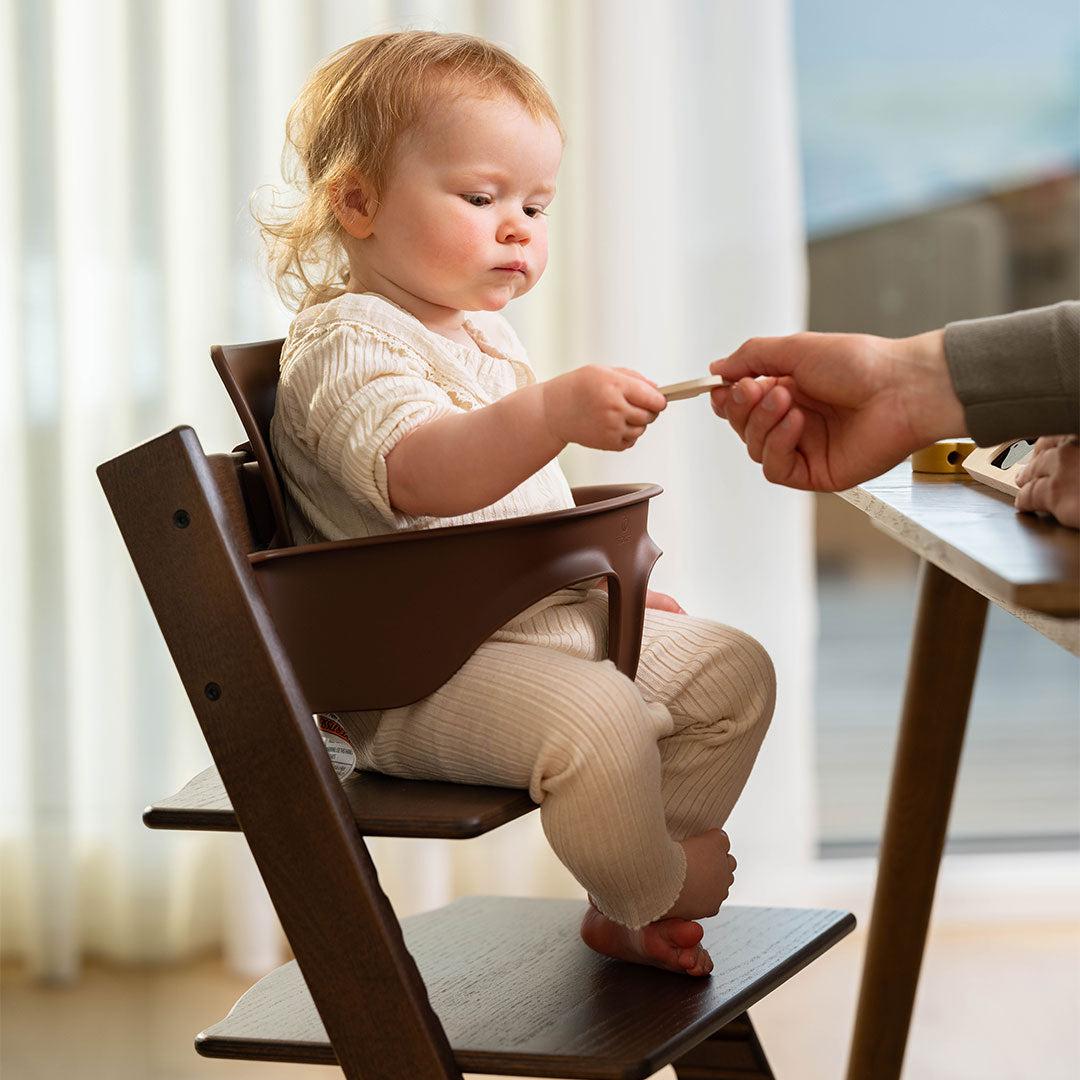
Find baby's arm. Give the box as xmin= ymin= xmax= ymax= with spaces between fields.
xmin=387 ymin=366 xmax=667 ymax=517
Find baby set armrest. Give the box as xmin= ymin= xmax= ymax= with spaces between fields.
xmin=249 ymin=484 xmax=663 ymax=711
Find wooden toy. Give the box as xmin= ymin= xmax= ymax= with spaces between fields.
xmin=963 ymin=438 xmax=1037 ymax=496
xmin=910 ymin=440 xmax=976 ymax=474
xmin=659 ymin=374 xmax=733 ymax=401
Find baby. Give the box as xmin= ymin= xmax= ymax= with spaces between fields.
xmin=262 ymin=31 xmax=775 ymax=977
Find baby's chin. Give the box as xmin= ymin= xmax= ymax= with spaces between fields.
xmin=467 ymin=280 xmax=535 ymax=312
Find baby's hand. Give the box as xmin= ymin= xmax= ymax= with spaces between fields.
xmin=646 ymin=590 xmax=686 ymax=614
xmin=592 ymin=578 xmax=687 ymax=615
xmin=543 ymin=365 xmax=667 ymax=451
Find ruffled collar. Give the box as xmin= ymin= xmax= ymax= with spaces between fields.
xmin=302 ymin=290 xmax=510 ymax=361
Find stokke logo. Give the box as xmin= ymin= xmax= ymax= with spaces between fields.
xmin=615 ymin=514 xmax=631 ymax=544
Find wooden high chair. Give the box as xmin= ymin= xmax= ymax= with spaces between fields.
xmin=95 ymin=338 xmax=854 ymax=1080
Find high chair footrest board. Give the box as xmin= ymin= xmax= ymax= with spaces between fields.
xmin=196 ymin=896 xmax=855 ymax=1079
xmin=143 ymin=765 xmax=537 ymax=838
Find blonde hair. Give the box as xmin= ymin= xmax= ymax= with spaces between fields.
xmin=255 ymin=30 xmax=564 ymax=312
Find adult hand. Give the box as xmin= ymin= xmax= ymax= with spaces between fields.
xmin=709 ymin=329 xmax=967 ymax=491
xmin=1015 ymin=436 xmax=1079 ymax=528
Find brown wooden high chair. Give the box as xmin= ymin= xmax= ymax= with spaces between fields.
xmin=96 ymin=338 xmax=854 ymax=1080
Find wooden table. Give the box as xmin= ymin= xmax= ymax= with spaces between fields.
xmin=835 ymin=463 xmax=1079 ymax=1080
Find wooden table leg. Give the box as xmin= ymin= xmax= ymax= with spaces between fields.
xmin=845 ymin=560 xmax=988 ymax=1080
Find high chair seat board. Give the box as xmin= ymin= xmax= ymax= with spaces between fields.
xmin=144 ymin=764 xmax=536 ymax=838
xmin=197 ymin=896 xmax=855 ymax=1079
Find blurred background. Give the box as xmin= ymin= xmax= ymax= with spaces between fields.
xmin=1 ymin=1 xmax=1077 ymax=1078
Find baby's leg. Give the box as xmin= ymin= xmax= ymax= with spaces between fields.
xmin=512 ymin=591 xmax=776 ymax=839
xmin=544 ymin=598 xmax=775 ymax=969
xmin=635 ymin=607 xmax=777 ymax=840
xmin=499 ymin=597 xmax=771 ymax=935
xmin=336 ymin=639 xmax=690 ymax=930
xmin=569 ymin=599 xmax=774 ymax=972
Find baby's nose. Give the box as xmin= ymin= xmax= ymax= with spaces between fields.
xmin=497 ymin=216 xmax=531 ymax=245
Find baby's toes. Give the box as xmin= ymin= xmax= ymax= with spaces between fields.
xmin=638 ymin=925 xmax=682 ymax=967
xmin=681 ymin=946 xmax=713 ymax=976
xmin=656 ymin=917 xmax=704 ymax=950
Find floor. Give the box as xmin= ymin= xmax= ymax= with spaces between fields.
xmin=3 ymin=921 xmax=1077 ymax=1080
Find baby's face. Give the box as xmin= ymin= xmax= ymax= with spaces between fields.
xmin=365 ymin=92 xmax=562 ymax=313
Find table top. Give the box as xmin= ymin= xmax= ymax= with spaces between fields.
xmin=838 ymin=463 xmax=1079 ymax=652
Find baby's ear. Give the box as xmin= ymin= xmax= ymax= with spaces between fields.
xmin=330 ymin=173 xmax=378 ymax=239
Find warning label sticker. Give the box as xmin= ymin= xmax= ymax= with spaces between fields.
xmin=315 ymin=713 xmax=357 ymax=780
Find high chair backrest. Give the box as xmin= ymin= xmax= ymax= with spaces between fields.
xmin=211 ymin=339 xmax=292 ymax=548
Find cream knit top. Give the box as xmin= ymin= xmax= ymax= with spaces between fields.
xmin=270 ymin=291 xmax=577 ymax=545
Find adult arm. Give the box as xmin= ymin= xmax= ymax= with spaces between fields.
xmin=711 ymin=302 xmax=1079 ymax=492
xmin=944 ymin=301 xmax=1079 ymax=445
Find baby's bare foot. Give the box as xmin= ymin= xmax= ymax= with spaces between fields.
xmin=580 ymin=903 xmax=713 ymax=977
xmin=664 ymin=828 xmax=736 ymax=921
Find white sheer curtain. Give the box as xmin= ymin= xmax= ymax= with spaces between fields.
xmin=1 ymin=0 xmax=812 ymax=980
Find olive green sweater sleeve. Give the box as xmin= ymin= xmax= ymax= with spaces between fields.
xmin=943 ymin=301 xmax=1079 ymax=445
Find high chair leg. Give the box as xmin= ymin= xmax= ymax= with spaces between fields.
xmin=98 ymin=427 xmax=462 ymax=1080
xmin=671 ymin=1012 xmax=774 ymax=1079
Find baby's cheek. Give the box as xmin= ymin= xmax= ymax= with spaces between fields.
xmin=531 ymin=232 xmax=549 ymax=276
xmin=428 ymin=217 xmax=487 ymax=272
xmin=458 ymin=221 xmax=496 ymax=265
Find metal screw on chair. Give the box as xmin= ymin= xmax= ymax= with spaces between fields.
xmin=173 ymin=509 xmax=191 ymax=528
xmin=204 ymin=682 xmax=222 ymax=701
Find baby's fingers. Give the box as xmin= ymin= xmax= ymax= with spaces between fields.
xmin=620 ymin=373 xmax=667 ymax=414
xmin=623 ymin=405 xmax=659 ymax=428
xmin=613 ymin=366 xmax=659 ymax=388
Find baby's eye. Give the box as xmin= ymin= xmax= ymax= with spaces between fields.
xmin=524 ymin=206 xmax=548 ymax=218
xmin=461 ymin=193 xmax=492 ymax=207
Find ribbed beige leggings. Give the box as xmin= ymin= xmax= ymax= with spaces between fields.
xmin=338 ymin=590 xmax=776 ymax=928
